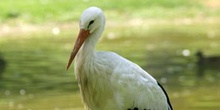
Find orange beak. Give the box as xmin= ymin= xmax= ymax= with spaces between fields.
xmin=66 ymin=29 xmax=90 ymax=70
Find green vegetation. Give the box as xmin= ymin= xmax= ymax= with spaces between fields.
xmin=0 ymin=0 xmax=219 ymax=24
xmin=0 ymin=0 xmax=220 ymax=110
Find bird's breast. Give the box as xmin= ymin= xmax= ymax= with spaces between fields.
xmin=74 ymin=57 xmax=115 ymax=109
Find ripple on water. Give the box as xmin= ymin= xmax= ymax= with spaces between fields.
xmin=19 ymin=89 xmax=26 ymax=95
xmin=5 ymin=90 xmax=10 ymax=96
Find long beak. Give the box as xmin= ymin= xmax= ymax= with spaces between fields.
xmin=66 ymin=29 xmax=90 ymax=70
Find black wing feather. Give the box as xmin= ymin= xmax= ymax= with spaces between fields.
xmin=157 ymin=82 xmax=173 ymax=110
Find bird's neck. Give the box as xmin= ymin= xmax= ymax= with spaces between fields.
xmin=77 ymin=27 xmax=103 ymax=61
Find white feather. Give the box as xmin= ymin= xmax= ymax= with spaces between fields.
xmin=72 ymin=6 xmax=172 ymax=110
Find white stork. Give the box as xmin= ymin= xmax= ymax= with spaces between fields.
xmin=66 ymin=6 xmax=173 ymax=110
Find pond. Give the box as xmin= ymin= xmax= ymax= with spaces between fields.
xmin=0 ymin=23 xmax=219 ymax=110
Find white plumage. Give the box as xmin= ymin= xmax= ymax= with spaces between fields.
xmin=66 ymin=7 xmax=173 ymax=110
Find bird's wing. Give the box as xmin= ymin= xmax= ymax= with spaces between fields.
xmin=103 ymin=52 xmax=171 ymax=110
xmin=157 ymin=82 xmax=173 ymax=110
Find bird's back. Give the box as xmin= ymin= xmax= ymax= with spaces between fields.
xmin=87 ymin=51 xmax=171 ymax=110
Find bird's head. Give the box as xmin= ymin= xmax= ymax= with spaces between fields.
xmin=66 ymin=7 xmax=105 ymax=70
xmin=80 ymin=7 xmax=105 ymax=33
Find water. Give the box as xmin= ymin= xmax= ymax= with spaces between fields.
xmin=0 ymin=24 xmax=220 ymax=110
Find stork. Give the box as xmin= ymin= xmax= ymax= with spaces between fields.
xmin=66 ymin=6 xmax=173 ymax=110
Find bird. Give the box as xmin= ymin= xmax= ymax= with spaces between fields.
xmin=196 ymin=50 xmax=220 ymax=77
xmin=66 ymin=6 xmax=173 ymax=110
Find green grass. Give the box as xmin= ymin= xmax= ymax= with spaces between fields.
xmin=1 ymin=0 xmax=219 ymax=24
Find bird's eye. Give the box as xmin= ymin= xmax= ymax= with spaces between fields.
xmin=89 ymin=20 xmax=94 ymax=25
xmin=87 ymin=20 xmax=95 ymax=29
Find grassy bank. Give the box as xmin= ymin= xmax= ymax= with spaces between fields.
xmin=0 ymin=0 xmax=219 ymax=24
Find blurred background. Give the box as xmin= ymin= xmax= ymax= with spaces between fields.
xmin=0 ymin=0 xmax=220 ymax=110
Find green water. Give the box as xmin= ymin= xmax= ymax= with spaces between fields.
xmin=0 ymin=23 xmax=220 ymax=110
